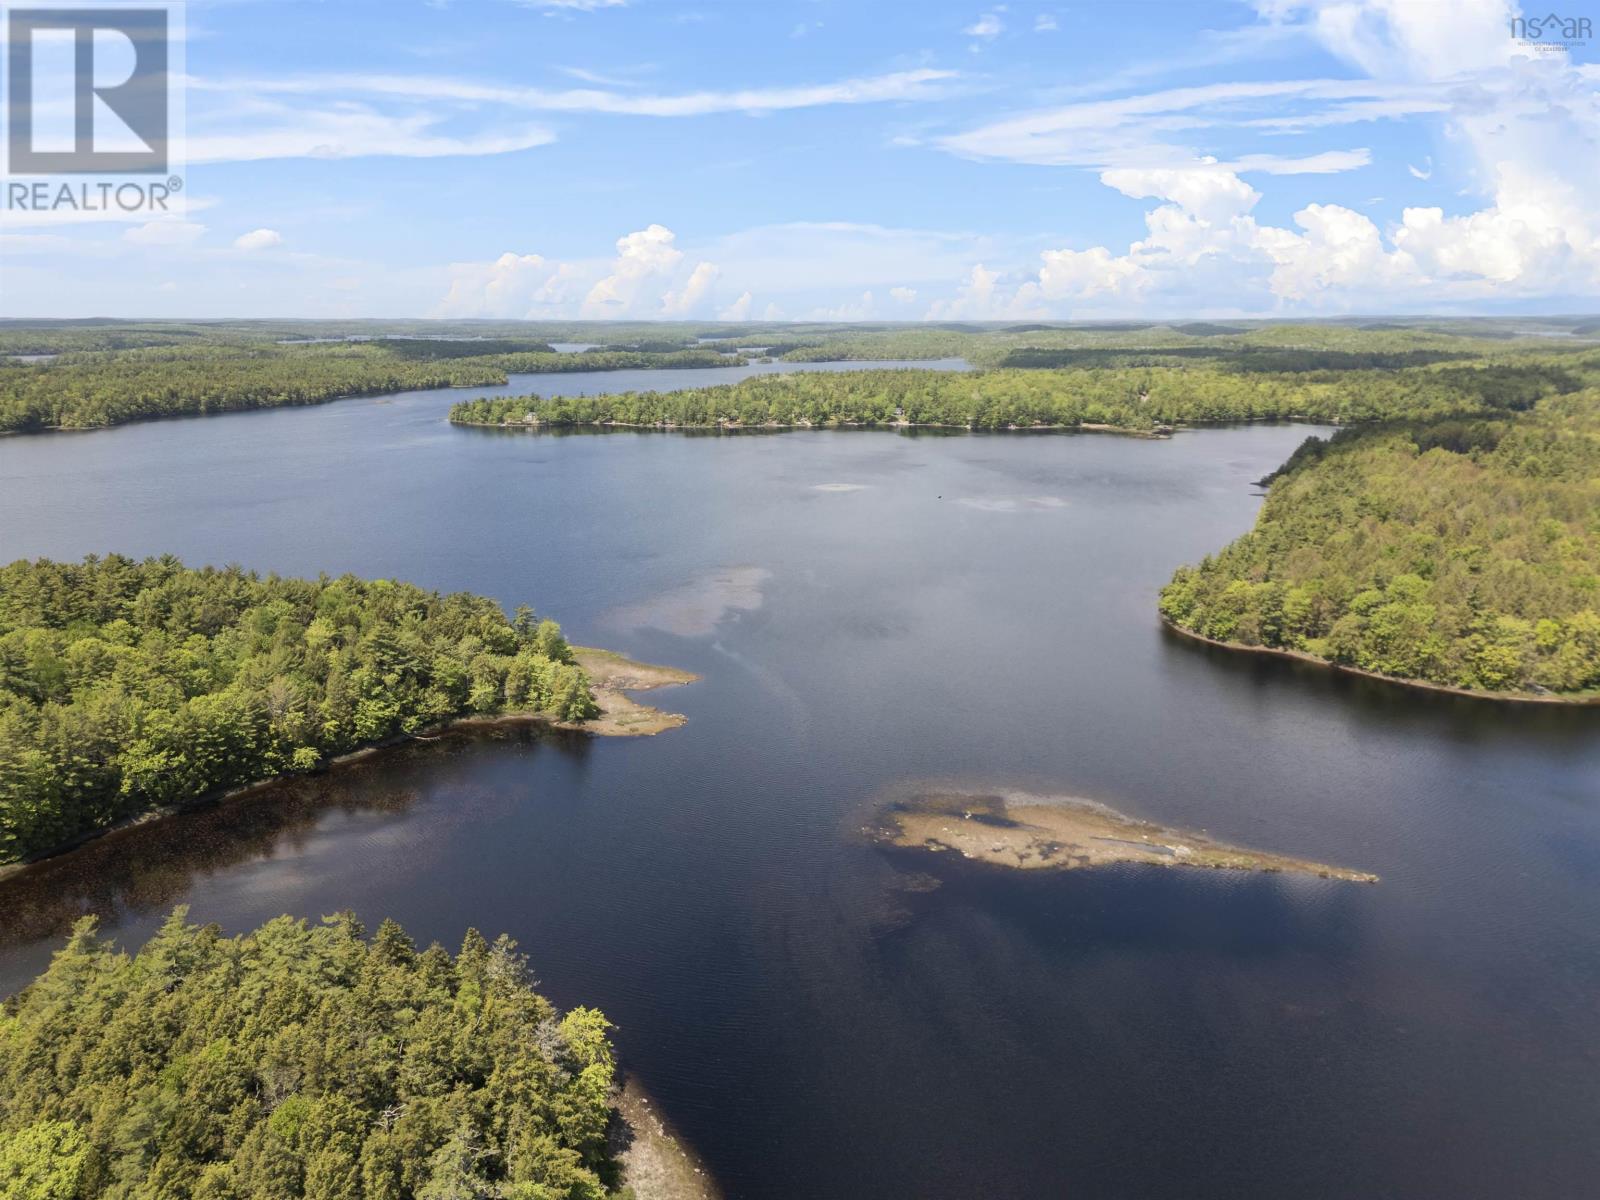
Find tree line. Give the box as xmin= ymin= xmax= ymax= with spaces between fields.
xmin=1159 ymin=391 xmax=1600 ymax=696
xmin=0 ymin=556 xmax=595 ymax=864
xmin=0 ymin=346 xmax=506 ymax=432
xmin=449 ymin=357 xmax=1597 ymax=434
xmin=9 ymin=320 xmax=1596 ymax=433
xmin=0 ymin=909 xmax=627 ymax=1199
xmin=0 ymin=343 xmax=744 ymax=433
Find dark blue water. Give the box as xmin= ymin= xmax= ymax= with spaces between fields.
xmin=1 ymin=370 xmax=1597 ymax=1200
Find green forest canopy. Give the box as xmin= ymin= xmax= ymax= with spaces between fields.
xmin=5 ymin=320 xmax=1600 ymax=715
xmin=7 ymin=318 xmax=1597 ymax=433
xmin=450 ymin=355 xmax=1599 ymax=434
xmin=0 ymin=909 xmax=628 ymax=1200
xmin=0 ymin=556 xmax=595 ymax=864
xmin=0 ymin=344 xmax=741 ymax=433
xmin=1159 ymin=392 xmax=1600 ymax=696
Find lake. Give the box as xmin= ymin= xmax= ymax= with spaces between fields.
xmin=1 ymin=363 xmax=1598 ymax=1200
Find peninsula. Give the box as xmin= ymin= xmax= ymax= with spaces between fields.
xmin=0 ymin=555 xmax=694 ymax=868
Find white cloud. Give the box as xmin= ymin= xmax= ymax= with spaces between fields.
xmin=964 ymin=12 xmax=1004 ymax=39
xmin=188 ymin=107 xmax=556 ymax=164
xmin=523 ymin=0 xmax=626 ymax=9
xmin=928 ymin=264 xmax=1004 ymax=319
xmin=1253 ymin=0 xmax=1515 ymax=81
xmin=234 ymin=228 xmax=283 ymax=251
xmin=1228 ymin=149 xmax=1371 ymax=174
xmin=438 ymin=252 xmax=560 ymax=318
xmin=661 ymin=260 xmax=721 ymax=316
xmin=24 ymin=0 xmax=1600 ymax=321
xmin=1029 ymin=245 xmax=1150 ymax=303
xmin=582 ymin=223 xmax=684 ymax=316
xmin=1035 ymin=14 xmax=1058 ymax=32
xmin=939 ymin=78 xmax=1389 ymax=170
xmin=719 ymin=291 xmax=754 ymax=320
xmin=192 ymin=67 xmax=957 ymax=120
xmin=921 ymin=0 xmax=1600 ymax=313
xmin=947 ymin=113 xmax=1600 ymax=318
xmin=177 ymin=65 xmax=957 ymax=165
xmin=438 ymin=224 xmax=725 ymax=320
xmin=1260 ymin=202 xmax=1407 ymax=299
xmin=1101 ymin=164 xmax=1260 ymax=223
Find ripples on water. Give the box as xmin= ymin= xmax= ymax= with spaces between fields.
xmin=1 ymin=372 xmax=1598 ymax=1199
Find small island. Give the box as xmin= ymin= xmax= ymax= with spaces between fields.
xmin=871 ymin=790 xmax=1377 ymax=883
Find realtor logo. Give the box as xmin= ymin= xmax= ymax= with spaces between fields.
xmin=6 ymin=5 xmax=172 ymax=174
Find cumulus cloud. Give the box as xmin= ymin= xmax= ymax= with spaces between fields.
xmin=438 ymin=252 xmax=573 ymax=318
xmin=1101 ymin=165 xmax=1259 ymax=223
xmin=953 ymin=124 xmax=1600 ymax=317
xmin=889 ymin=286 xmax=918 ymax=303
xmin=439 ymin=224 xmax=725 ymax=319
xmin=233 ymin=228 xmax=283 ymax=251
xmin=926 ymin=0 xmax=1600 ymax=314
xmin=927 ymin=264 xmax=1003 ymax=319
xmin=582 ymin=224 xmax=684 ymax=316
xmin=719 ymin=290 xmax=754 ymax=320
xmin=661 ymin=260 xmax=721 ymax=316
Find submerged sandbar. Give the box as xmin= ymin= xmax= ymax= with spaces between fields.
xmin=872 ymin=790 xmax=1376 ymax=883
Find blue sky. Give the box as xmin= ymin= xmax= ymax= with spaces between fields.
xmin=2 ymin=0 xmax=1598 ymax=319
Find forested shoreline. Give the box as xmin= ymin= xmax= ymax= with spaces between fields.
xmin=5 ymin=319 xmax=1599 ymax=728
xmin=0 ymin=343 xmax=742 ymax=433
xmin=450 ymin=355 xmax=1596 ymax=434
xmin=0 ymin=910 xmax=632 ymax=1199
xmin=0 ymin=557 xmax=597 ymax=865
xmin=449 ymin=345 xmax=1600 ymax=701
xmin=1159 ymin=394 xmax=1600 ymax=697
xmin=12 ymin=316 xmax=1598 ymax=434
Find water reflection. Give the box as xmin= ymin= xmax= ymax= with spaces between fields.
xmin=0 ymin=727 xmax=590 ymax=955
xmin=2 ymin=413 xmax=1599 ymax=1199
xmin=1158 ymin=622 xmax=1600 ymax=747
